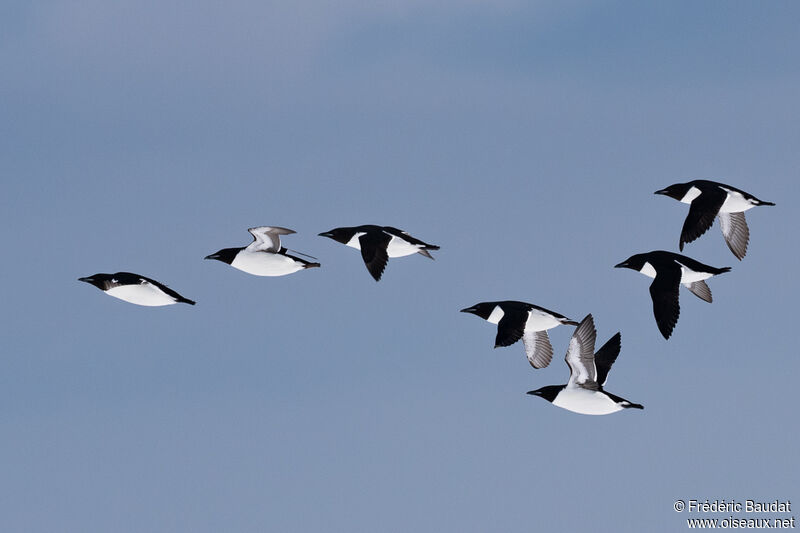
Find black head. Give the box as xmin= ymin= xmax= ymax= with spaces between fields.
xmin=318 ymin=227 xmax=356 ymax=245
xmin=614 ymin=253 xmax=648 ymax=271
xmin=204 ymin=248 xmax=240 ymax=265
xmin=527 ymin=385 xmax=564 ymax=403
xmin=459 ymin=302 xmax=497 ymax=320
xmin=78 ymin=273 xmax=111 ymax=290
xmin=654 ymin=182 xmax=691 ymax=201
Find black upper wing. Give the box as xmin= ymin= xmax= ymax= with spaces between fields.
xmin=594 ymin=332 xmax=621 ymax=387
xmin=359 ymin=231 xmax=392 ymax=281
xmin=649 ymin=264 xmax=682 ymax=339
xmin=679 ymin=187 xmax=726 ymax=251
xmin=494 ymin=308 xmax=528 ymax=348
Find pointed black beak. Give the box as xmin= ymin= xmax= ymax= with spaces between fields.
xmin=654 ymin=188 xmax=668 ymax=195
xmin=204 ymin=254 xmax=218 ymax=260
xmin=318 ymin=232 xmax=333 ymax=238
xmin=460 ymin=306 xmax=477 ymax=314
xmin=614 ymin=261 xmax=628 ymax=269
xmin=526 ymin=390 xmax=541 ymax=396
xmin=78 ymin=276 xmax=93 ymax=283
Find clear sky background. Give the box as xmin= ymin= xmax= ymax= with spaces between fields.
xmin=2 ymin=2 xmax=798 ymax=532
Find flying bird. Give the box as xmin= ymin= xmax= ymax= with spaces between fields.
xmin=79 ymin=272 xmax=196 ymax=306
xmin=318 ymin=225 xmax=439 ymax=281
xmin=655 ymin=180 xmax=775 ymax=260
xmin=527 ymin=314 xmax=643 ymax=415
xmin=615 ymin=250 xmax=730 ymax=339
xmin=205 ymin=226 xmax=320 ymax=276
xmin=460 ymin=300 xmax=578 ymax=369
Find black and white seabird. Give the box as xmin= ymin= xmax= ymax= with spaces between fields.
xmin=79 ymin=272 xmax=196 ymax=306
xmin=615 ymin=250 xmax=731 ymax=339
xmin=205 ymin=226 xmax=320 ymax=276
xmin=318 ymin=225 xmax=439 ymax=281
xmin=460 ymin=300 xmax=578 ymax=369
xmin=655 ymin=180 xmax=775 ymax=260
xmin=527 ymin=314 xmax=643 ymax=415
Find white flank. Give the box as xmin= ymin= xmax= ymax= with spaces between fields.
xmin=718 ymin=189 xmax=756 ymax=213
xmin=386 ymin=235 xmax=422 ymax=258
xmin=525 ymin=309 xmax=562 ymax=331
xmin=676 ymin=264 xmax=713 ymax=283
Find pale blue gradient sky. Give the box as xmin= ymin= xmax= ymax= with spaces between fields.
xmin=1 ymin=2 xmax=798 ymax=532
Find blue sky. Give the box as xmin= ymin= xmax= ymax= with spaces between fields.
xmin=1 ymin=2 xmax=798 ymax=531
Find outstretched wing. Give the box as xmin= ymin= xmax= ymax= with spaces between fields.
xmin=246 ymin=226 xmax=296 ymax=253
xmin=683 ymin=280 xmax=712 ymax=303
xmin=359 ymin=231 xmax=392 ymax=281
xmin=680 ymin=188 xmax=726 ymax=251
xmin=594 ymin=332 xmax=621 ymax=387
xmin=522 ymin=329 xmax=553 ymax=369
xmin=649 ymin=263 xmax=682 ymax=339
xmin=718 ymin=211 xmax=749 ymax=260
xmin=494 ymin=308 xmax=528 ymax=348
xmin=565 ymin=314 xmax=598 ymax=390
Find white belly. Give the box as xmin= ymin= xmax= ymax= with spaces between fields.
xmin=525 ymin=309 xmax=562 ymax=331
xmin=106 ymin=284 xmax=177 ymax=306
xmin=231 ymin=251 xmax=304 ymax=276
xmin=552 ymin=389 xmax=623 ymax=415
xmin=718 ymin=190 xmax=755 ymax=213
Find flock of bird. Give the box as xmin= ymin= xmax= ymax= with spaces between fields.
xmin=80 ymin=179 xmax=774 ymax=416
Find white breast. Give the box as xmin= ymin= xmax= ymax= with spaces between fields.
xmin=105 ymin=284 xmax=177 ymax=306
xmin=231 ymin=251 xmax=305 ymax=276
xmin=680 ymin=186 xmax=702 ymax=204
xmin=552 ymin=389 xmax=623 ymax=415
xmin=640 ymin=262 xmax=657 ymax=279
xmin=486 ymin=306 xmax=505 ymax=325
xmin=345 ymin=232 xmax=365 ymax=250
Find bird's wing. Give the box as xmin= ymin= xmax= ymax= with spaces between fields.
xmin=359 ymin=231 xmax=392 ymax=281
xmin=495 ymin=308 xmax=528 ymax=348
xmin=718 ymin=211 xmax=750 ymax=260
xmin=522 ymin=329 xmax=553 ymax=369
xmin=565 ymin=314 xmax=598 ymax=390
xmin=680 ymin=188 xmax=726 ymax=251
xmin=649 ymin=263 xmax=682 ymax=339
xmin=683 ymin=280 xmax=712 ymax=303
xmin=594 ymin=332 xmax=621 ymax=387
xmin=246 ymin=226 xmax=296 ymax=253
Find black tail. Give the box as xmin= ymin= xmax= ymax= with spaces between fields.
xmin=179 ymin=297 xmax=196 ymax=305
xmin=758 ymin=200 xmax=776 ymax=206
xmin=304 ymin=262 xmax=321 ymax=269
xmin=716 ymin=266 xmax=732 ymax=275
